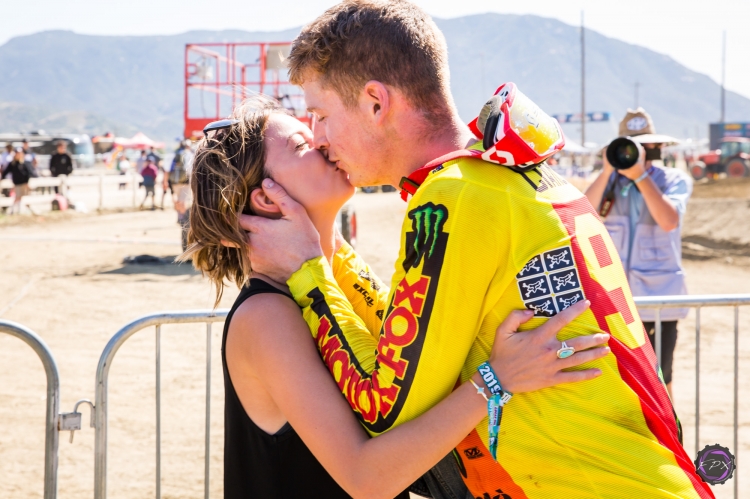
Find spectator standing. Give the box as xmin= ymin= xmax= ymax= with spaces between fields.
xmin=1 ymin=143 xmax=13 ymax=171
xmin=170 ymin=140 xmax=193 ymax=251
xmin=1 ymin=143 xmax=13 ymax=200
xmin=49 ymin=141 xmax=73 ymax=193
xmin=116 ymin=153 xmax=131 ymax=190
xmin=1 ymin=148 xmax=37 ymax=214
xmin=584 ymin=108 xmax=691 ymax=398
xmin=160 ymin=144 xmax=179 ymax=210
xmin=21 ymin=139 xmax=37 ymax=168
xmin=139 ymin=159 xmax=158 ymax=210
xmin=117 ymin=153 xmax=131 ymax=174
xmin=146 ymin=147 xmax=161 ymax=169
xmin=135 ymin=150 xmax=147 ymax=174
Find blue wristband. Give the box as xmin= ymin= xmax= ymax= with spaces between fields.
xmin=478 ymin=361 xmax=513 ymax=461
xmin=477 ymin=362 xmax=512 ymax=401
xmin=487 ymin=394 xmax=503 ymax=460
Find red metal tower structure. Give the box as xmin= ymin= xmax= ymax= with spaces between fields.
xmin=184 ymin=42 xmax=309 ymax=139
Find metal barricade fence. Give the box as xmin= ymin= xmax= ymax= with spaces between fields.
xmin=635 ymin=294 xmax=750 ymax=499
xmin=3 ymin=295 xmax=748 ymax=499
xmin=0 ymin=320 xmax=61 ymax=499
xmin=93 ymin=310 xmax=228 ymax=499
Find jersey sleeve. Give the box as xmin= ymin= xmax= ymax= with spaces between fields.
xmin=288 ymin=256 xmax=379 ymax=374
xmin=331 ymin=241 xmax=389 ymax=336
xmin=287 ymin=176 xmax=507 ymax=436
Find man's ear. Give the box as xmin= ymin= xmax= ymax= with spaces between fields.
xmin=249 ymin=186 xmax=282 ymax=219
xmin=361 ymin=80 xmax=390 ymax=125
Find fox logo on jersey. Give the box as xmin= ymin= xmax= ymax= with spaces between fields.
xmin=309 ymin=203 xmax=451 ymax=433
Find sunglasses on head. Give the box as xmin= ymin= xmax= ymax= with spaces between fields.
xmin=203 ymin=119 xmax=240 ymax=137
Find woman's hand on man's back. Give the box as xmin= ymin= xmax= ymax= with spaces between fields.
xmin=489 ymin=301 xmax=611 ymax=394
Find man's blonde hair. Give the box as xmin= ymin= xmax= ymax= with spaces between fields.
xmin=288 ymin=0 xmax=451 ymax=118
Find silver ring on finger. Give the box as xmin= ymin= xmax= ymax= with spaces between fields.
xmin=556 ymin=340 xmax=575 ymax=359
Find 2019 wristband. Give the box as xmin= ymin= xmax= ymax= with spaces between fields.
xmin=477 ymin=362 xmax=513 ymax=403
xmin=478 ymin=362 xmax=513 ymax=461
xmin=487 ymin=394 xmax=503 ymax=461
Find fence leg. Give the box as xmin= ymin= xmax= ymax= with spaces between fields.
xmin=98 ymin=174 xmax=104 ymax=211
xmin=132 ymin=173 xmax=137 ymax=208
xmin=155 ymin=325 xmax=161 ymax=499
xmin=655 ymin=309 xmax=662 ymax=373
xmin=733 ymin=306 xmax=739 ymax=499
xmin=695 ymin=308 xmax=700 ymax=458
xmin=205 ymin=323 xmax=212 ymax=499
xmin=0 ymin=321 xmax=61 ymax=499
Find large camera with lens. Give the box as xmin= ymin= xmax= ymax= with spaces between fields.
xmin=606 ymin=137 xmax=662 ymax=170
xmin=606 ymin=137 xmax=641 ymax=170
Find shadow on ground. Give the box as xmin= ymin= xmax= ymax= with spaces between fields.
xmin=99 ymin=255 xmax=199 ymax=276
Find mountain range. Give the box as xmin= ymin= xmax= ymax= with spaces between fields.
xmin=1 ymin=13 xmax=749 ymax=146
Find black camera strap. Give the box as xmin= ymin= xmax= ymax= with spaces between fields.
xmin=598 ymin=172 xmax=618 ymax=218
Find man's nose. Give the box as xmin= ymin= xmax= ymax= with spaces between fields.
xmin=312 ymin=120 xmax=330 ymax=151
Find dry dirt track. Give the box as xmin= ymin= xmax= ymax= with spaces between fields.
xmin=0 ymin=190 xmax=748 ymax=499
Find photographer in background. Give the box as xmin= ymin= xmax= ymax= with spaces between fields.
xmin=585 ymin=108 xmax=691 ymax=399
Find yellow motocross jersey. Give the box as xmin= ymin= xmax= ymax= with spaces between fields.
xmin=289 ymin=150 xmax=713 ymax=499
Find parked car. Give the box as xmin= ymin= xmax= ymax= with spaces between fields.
xmin=0 ymin=132 xmax=95 ymax=172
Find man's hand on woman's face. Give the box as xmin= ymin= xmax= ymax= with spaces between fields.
xmin=489 ymin=300 xmax=611 ymax=394
xmin=239 ymin=179 xmax=323 ymax=283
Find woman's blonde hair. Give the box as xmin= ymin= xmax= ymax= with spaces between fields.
xmin=183 ymin=95 xmax=289 ymax=306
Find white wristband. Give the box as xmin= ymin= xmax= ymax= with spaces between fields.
xmin=633 ymin=170 xmax=650 ymax=184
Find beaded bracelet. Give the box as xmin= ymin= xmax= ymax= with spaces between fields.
xmin=469 ymin=378 xmax=489 ymax=401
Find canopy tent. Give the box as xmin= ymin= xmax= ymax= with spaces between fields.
xmin=114 ymin=132 xmax=164 ymax=150
xmin=562 ymin=140 xmax=594 ymax=155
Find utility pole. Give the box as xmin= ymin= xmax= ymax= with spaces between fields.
xmin=580 ymin=11 xmax=586 ymax=146
xmin=721 ymin=30 xmax=726 ymax=123
xmin=479 ymin=52 xmax=486 ymax=101
xmin=635 ymin=82 xmax=640 ymax=108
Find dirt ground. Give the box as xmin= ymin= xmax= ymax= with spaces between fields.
xmin=0 ymin=185 xmax=748 ymax=499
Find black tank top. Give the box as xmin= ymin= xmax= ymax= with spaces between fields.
xmin=222 ymin=279 xmax=353 ymax=499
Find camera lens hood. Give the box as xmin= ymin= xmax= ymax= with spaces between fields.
xmin=606 ymin=137 xmax=640 ymax=170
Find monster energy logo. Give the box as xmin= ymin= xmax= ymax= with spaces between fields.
xmin=408 ymin=202 xmax=448 ymax=267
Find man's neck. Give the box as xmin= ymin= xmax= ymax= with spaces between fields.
xmin=388 ymin=113 xmax=476 ymax=186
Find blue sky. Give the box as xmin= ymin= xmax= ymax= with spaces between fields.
xmin=4 ymin=0 xmax=750 ymax=100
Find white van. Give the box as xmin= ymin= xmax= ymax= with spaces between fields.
xmin=0 ymin=132 xmax=95 ymax=172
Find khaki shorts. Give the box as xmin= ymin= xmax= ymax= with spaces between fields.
xmin=14 ymin=184 xmax=30 ymax=198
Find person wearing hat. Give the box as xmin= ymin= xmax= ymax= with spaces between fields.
xmin=585 ymin=108 xmax=692 ymax=398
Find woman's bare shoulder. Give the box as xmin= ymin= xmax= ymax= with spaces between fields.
xmin=230 ymin=291 xmax=299 ymax=336
xmin=227 ymin=290 xmax=308 ymax=361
